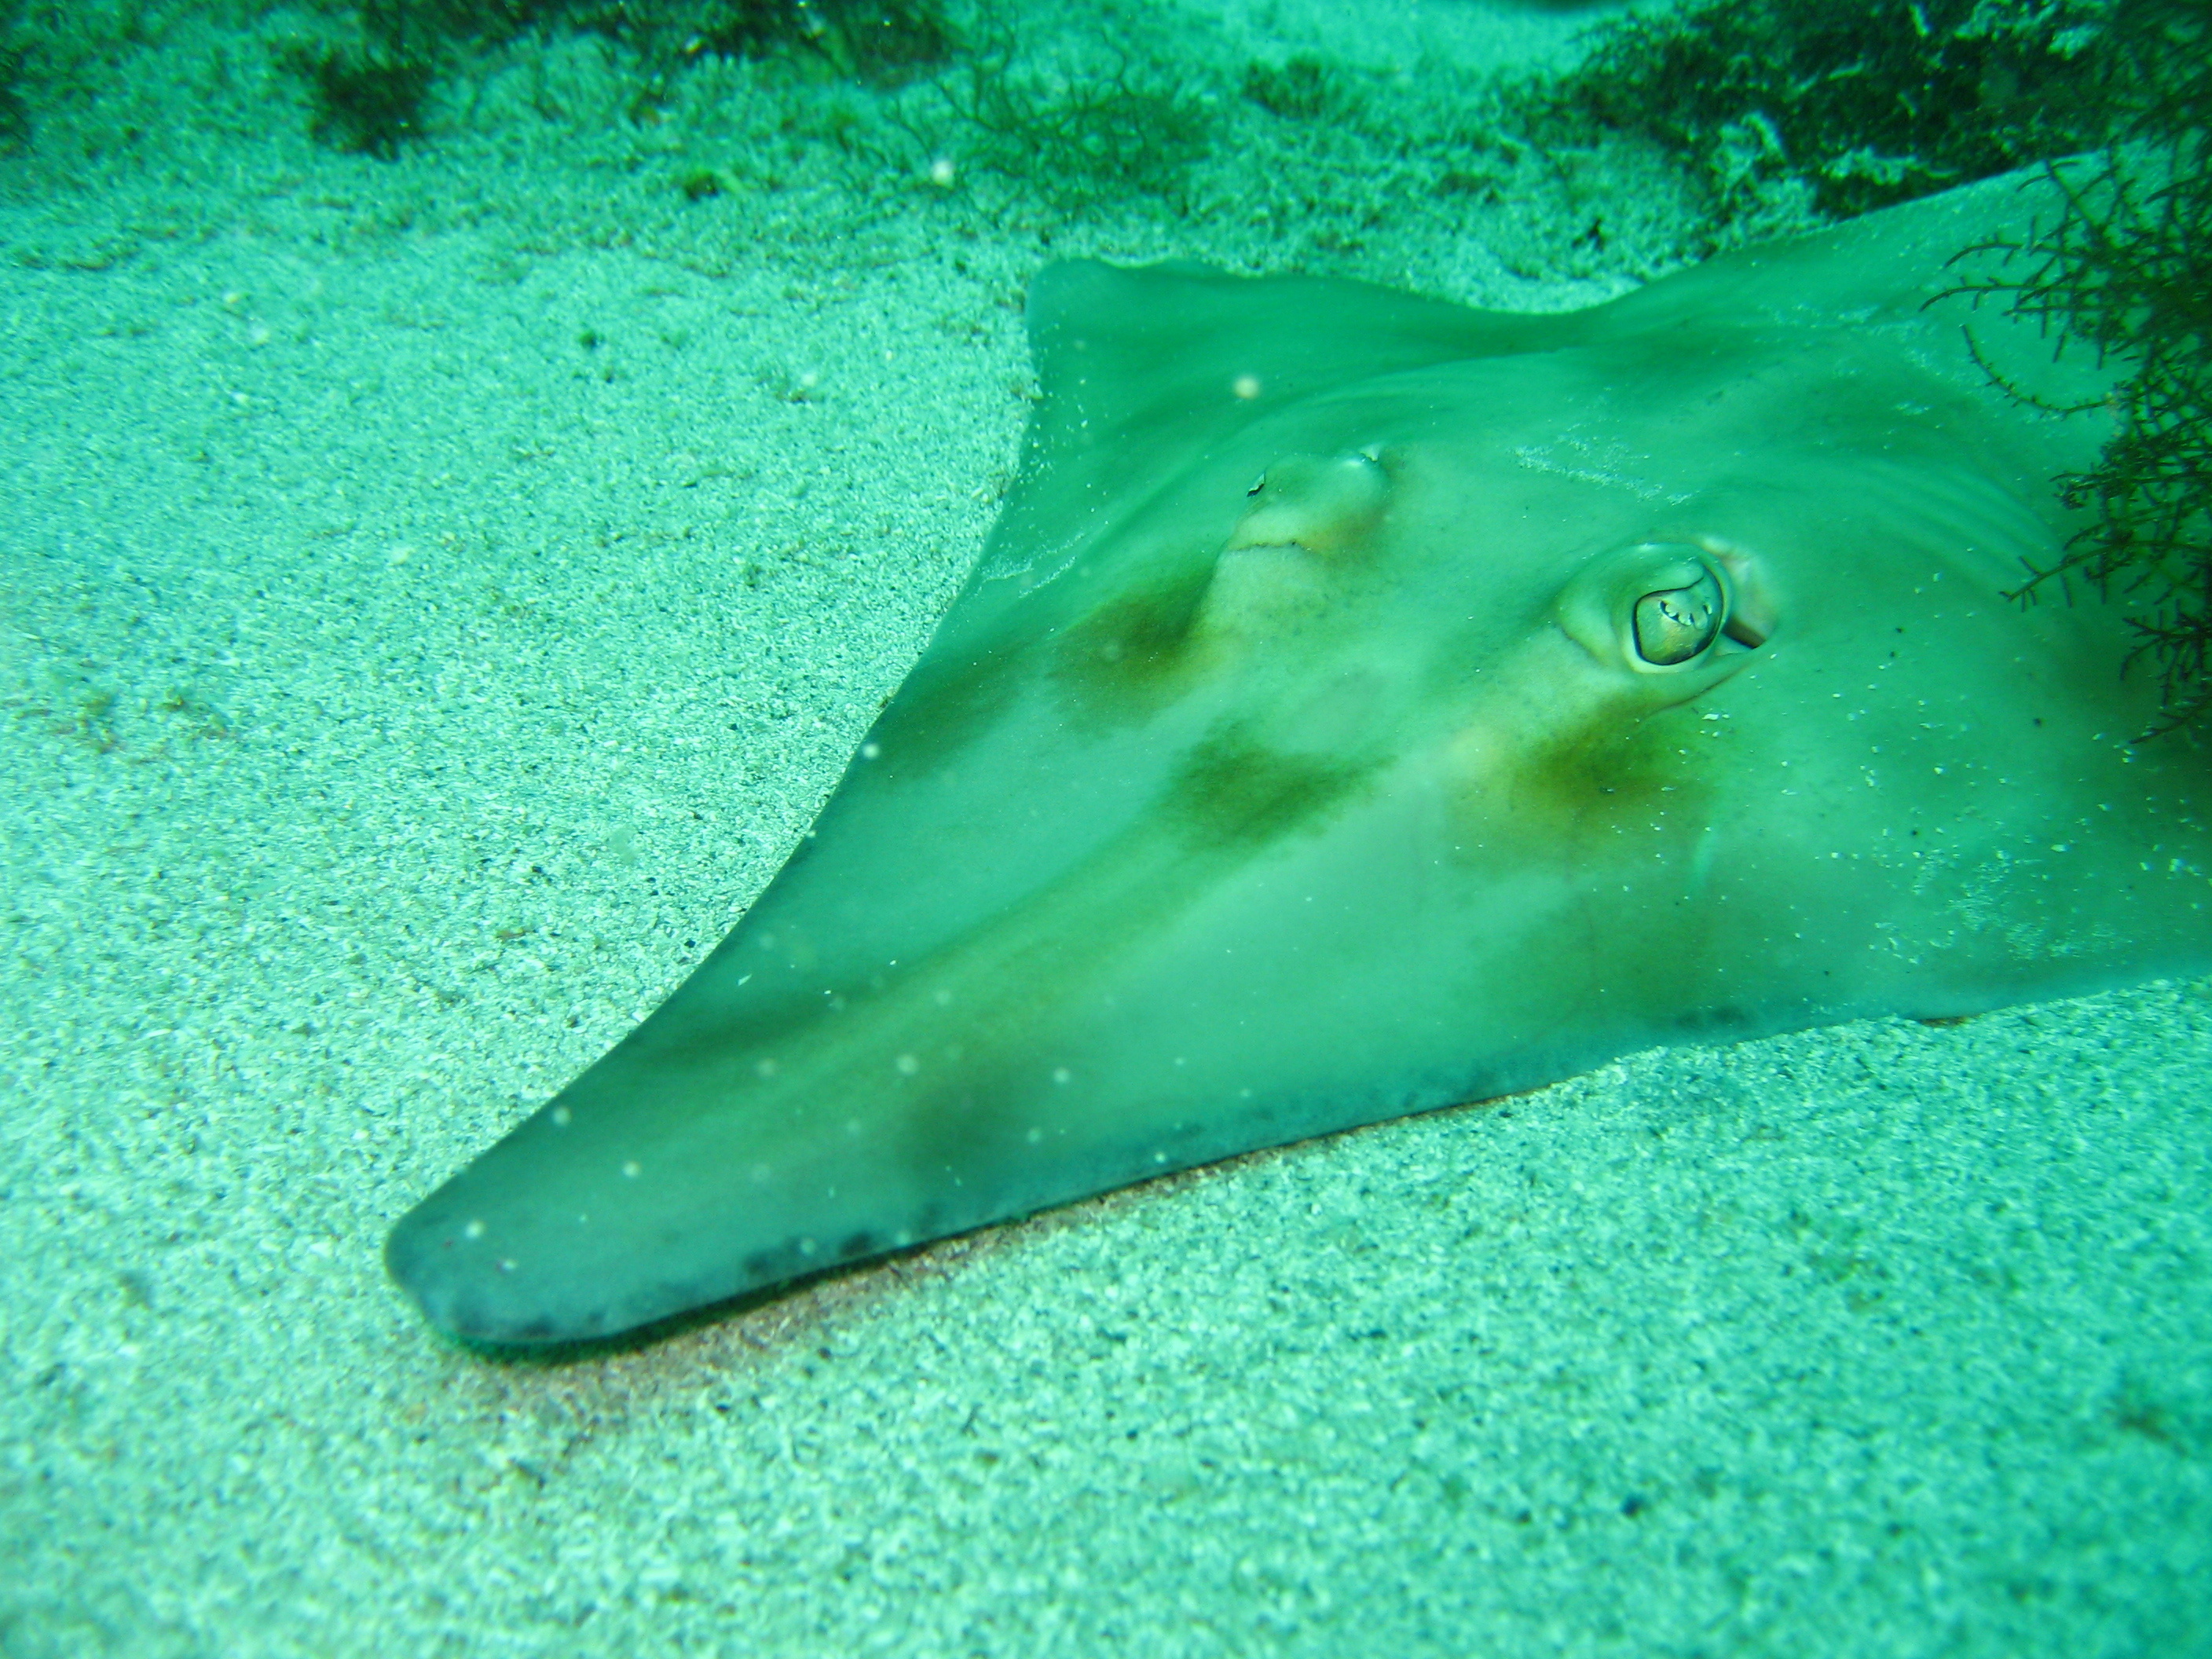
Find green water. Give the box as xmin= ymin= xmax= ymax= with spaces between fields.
xmin=2 ymin=2 xmax=2205 ymax=1654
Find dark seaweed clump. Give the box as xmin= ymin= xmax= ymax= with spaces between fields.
xmin=1542 ymin=0 xmax=2120 ymax=218
xmin=687 ymin=0 xmax=953 ymax=86
xmin=299 ymin=46 xmax=436 ymax=158
xmin=292 ymin=0 xmax=953 ymax=159
xmin=1241 ymin=54 xmax=1348 ymax=123
xmin=0 ymin=46 xmax=27 ymax=156
xmin=0 ymin=0 xmax=30 ymax=155
xmin=350 ymin=0 xmax=950 ymax=78
xmin=917 ymin=39 xmax=1211 ymax=209
xmin=1947 ymin=1 xmax=2212 ymax=733
xmin=285 ymin=1 xmax=454 ymax=160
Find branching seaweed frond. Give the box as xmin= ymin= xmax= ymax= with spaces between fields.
xmin=1932 ymin=0 xmax=2211 ymax=734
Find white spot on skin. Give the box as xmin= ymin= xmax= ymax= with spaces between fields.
xmin=621 ymin=1160 xmax=641 ymax=1178
xmin=895 ymin=1053 xmax=920 ymax=1075
xmin=1052 ymin=1067 xmax=1071 ymax=1084
xmin=1232 ymin=374 xmax=1262 ymax=401
xmin=464 ymin=1219 xmax=485 ymax=1240
xmin=551 ymin=1105 xmax=572 ymax=1126
xmin=756 ymin=1058 xmax=779 ymax=1078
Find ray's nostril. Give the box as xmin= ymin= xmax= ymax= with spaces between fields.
xmin=1227 ymin=450 xmax=1391 ymax=557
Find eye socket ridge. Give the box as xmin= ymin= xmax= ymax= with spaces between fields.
xmin=1553 ymin=538 xmax=1775 ymax=687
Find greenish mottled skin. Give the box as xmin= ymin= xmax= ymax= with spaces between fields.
xmin=386 ymin=168 xmax=2212 ymax=1346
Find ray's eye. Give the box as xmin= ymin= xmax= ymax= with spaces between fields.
xmin=1632 ymin=569 xmax=1725 ymax=665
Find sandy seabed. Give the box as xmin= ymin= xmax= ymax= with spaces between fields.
xmin=3 ymin=2 xmax=2209 ymax=1654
